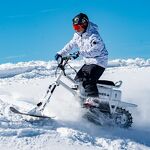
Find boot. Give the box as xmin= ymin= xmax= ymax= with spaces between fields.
xmin=83 ymin=97 xmax=99 ymax=108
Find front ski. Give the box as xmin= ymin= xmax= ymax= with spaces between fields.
xmin=10 ymin=107 xmax=51 ymax=119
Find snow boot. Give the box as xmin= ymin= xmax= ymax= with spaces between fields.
xmin=83 ymin=97 xmax=99 ymax=108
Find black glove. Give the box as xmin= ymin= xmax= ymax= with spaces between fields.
xmin=55 ymin=53 xmax=62 ymax=61
xmin=72 ymin=51 xmax=80 ymax=59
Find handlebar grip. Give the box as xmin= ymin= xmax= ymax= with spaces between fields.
xmin=70 ymin=51 xmax=80 ymax=59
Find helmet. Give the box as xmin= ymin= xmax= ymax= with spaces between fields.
xmin=72 ymin=13 xmax=89 ymax=31
xmin=72 ymin=13 xmax=89 ymax=25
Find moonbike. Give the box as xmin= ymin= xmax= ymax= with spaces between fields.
xmin=30 ymin=53 xmax=137 ymax=128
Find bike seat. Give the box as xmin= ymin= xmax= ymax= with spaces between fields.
xmin=97 ymin=80 xmax=115 ymax=86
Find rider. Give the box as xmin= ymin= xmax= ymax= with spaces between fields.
xmin=55 ymin=13 xmax=108 ymax=107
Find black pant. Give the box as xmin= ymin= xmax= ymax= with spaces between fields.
xmin=74 ymin=64 xmax=105 ymax=97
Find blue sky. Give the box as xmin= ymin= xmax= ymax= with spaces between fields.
xmin=0 ymin=0 xmax=150 ymax=63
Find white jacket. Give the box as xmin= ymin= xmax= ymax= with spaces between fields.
xmin=58 ymin=22 xmax=108 ymax=68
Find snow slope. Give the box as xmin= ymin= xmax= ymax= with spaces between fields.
xmin=0 ymin=58 xmax=150 ymax=150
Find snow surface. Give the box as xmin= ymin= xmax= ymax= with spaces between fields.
xmin=0 ymin=58 xmax=150 ymax=150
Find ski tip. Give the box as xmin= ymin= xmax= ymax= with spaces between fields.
xmin=10 ymin=106 xmax=19 ymax=113
xmin=10 ymin=106 xmax=54 ymax=119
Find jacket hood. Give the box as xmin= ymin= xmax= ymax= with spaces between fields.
xmin=86 ymin=22 xmax=99 ymax=35
xmin=88 ymin=22 xmax=99 ymax=31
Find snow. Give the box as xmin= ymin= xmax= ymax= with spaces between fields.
xmin=0 ymin=58 xmax=150 ymax=150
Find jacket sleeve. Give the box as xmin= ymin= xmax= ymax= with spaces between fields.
xmin=80 ymin=33 xmax=108 ymax=58
xmin=57 ymin=34 xmax=78 ymax=56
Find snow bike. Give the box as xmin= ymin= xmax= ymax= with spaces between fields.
xmin=10 ymin=52 xmax=137 ymax=128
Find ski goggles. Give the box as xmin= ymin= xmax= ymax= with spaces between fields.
xmin=73 ymin=24 xmax=85 ymax=30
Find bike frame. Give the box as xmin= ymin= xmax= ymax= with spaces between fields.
xmin=37 ymin=69 xmax=79 ymax=112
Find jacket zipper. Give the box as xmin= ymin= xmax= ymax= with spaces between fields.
xmin=80 ymin=34 xmax=83 ymax=49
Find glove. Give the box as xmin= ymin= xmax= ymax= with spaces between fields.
xmin=72 ymin=51 xmax=80 ymax=59
xmin=55 ymin=53 xmax=62 ymax=61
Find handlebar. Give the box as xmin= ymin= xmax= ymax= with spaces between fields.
xmin=56 ymin=52 xmax=79 ymax=75
xmin=57 ymin=51 xmax=79 ymax=67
